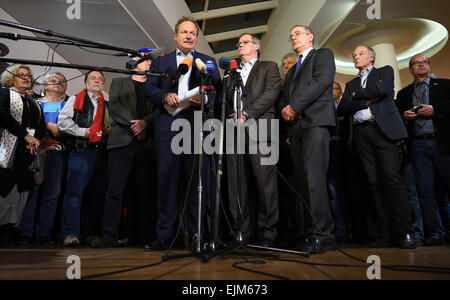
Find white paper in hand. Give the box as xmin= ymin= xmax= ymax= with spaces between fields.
xmin=164 ymin=87 xmax=202 ymax=116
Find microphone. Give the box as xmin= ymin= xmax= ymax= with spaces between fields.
xmin=206 ymin=60 xmax=215 ymax=73
xmin=126 ymin=47 xmax=166 ymax=69
xmin=195 ymin=58 xmax=207 ymax=73
xmin=171 ymin=57 xmax=193 ymax=79
xmin=219 ymin=57 xmax=230 ymax=71
xmin=229 ymin=59 xmax=238 ymax=72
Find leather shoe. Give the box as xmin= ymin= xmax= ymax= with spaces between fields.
xmin=303 ymin=237 xmax=333 ymax=254
xmin=396 ymin=234 xmax=416 ymax=249
xmin=144 ymin=237 xmax=171 ymax=251
xmin=424 ymin=234 xmax=445 ymax=246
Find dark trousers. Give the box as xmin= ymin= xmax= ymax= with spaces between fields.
xmin=82 ymin=149 xmax=108 ymax=238
xmin=411 ymin=138 xmax=449 ymax=238
xmin=227 ymin=140 xmax=279 ymax=242
xmin=353 ymin=123 xmax=413 ymax=239
xmin=19 ymin=150 xmax=67 ymax=240
xmin=155 ymin=138 xmax=212 ymax=240
xmin=327 ymin=138 xmax=348 ymax=239
xmin=102 ymin=141 xmax=157 ymax=243
xmin=289 ymin=126 xmax=334 ymax=240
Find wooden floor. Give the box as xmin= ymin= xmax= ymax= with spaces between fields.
xmin=1 ymin=244 xmax=449 ymax=280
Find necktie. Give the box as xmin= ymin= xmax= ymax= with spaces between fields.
xmin=294 ymin=55 xmax=303 ymax=77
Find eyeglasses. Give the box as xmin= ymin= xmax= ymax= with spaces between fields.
xmin=288 ymin=31 xmax=310 ymax=42
xmin=17 ymin=73 xmax=32 ymax=79
xmin=236 ymin=40 xmax=255 ymax=48
xmin=410 ymin=60 xmax=430 ymax=66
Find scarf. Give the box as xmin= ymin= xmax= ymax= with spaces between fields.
xmin=74 ymin=89 xmax=104 ymax=143
xmin=0 ymin=90 xmax=23 ymax=169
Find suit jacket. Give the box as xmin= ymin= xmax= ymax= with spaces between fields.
xmin=337 ymin=65 xmax=408 ymax=145
xmin=144 ymin=50 xmax=221 ymax=143
xmin=107 ymin=77 xmax=155 ymax=151
xmin=396 ymin=77 xmax=450 ymax=153
xmin=280 ymin=48 xmax=336 ymax=135
xmin=230 ymin=60 xmax=281 ymax=142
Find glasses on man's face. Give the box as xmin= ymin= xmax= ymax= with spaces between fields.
xmin=411 ymin=60 xmax=430 ymax=67
xmin=236 ymin=40 xmax=254 ymax=48
xmin=288 ymin=31 xmax=309 ymax=42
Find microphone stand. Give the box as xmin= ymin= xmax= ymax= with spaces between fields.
xmin=209 ymin=68 xmax=229 ymax=253
xmin=0 ymin=32 xmax=127 ymax=55
xmin=0 ymin=19 xmax=141 ymax=57
xmin=0 ymin=57 xmax=167 ymax=78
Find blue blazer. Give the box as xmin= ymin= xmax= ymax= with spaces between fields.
xmin=144 ymin=50 xmax=221 ymax=142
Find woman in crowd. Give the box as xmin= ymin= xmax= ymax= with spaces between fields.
xmin=18 ymin=73 xmax=68 ymax=245
xmin=0 ymin=64 xmax=45 ymax=246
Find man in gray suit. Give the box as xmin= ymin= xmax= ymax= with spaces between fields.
xmin=93 ymin=55 xmax=156 ymax=248
xmin=227 ymin=33 xmax=281 ymax=247
xmin=280 ymin=25 xmax=336 ymax=254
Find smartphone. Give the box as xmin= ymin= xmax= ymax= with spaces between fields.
xmin=411 ymin=105 xmax=423 ymax=113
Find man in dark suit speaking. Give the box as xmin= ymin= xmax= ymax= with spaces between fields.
xmin=144 ymin=16 xmax=221 ymax=251
xmin=337 ymin=45 xmax=415 ymax=249
xmin=226 ymin=33 xmax=281 ymax=247
xmin=280 ymin=25 xmax=336 ymax=254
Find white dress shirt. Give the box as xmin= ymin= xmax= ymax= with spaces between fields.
xmin=353 ymin=66 xmax=374 ymax=123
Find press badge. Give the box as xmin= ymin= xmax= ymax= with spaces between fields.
xmin=26 ymin=127 xmax=36 ymax=137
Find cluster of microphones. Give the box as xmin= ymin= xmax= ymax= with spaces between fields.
xmin=125 ymin=47 xmax=242 ymax=79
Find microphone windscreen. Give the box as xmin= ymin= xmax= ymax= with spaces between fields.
xmin=206 ymin=60 xmax=215 ymax=73
xmin=178 ymin=64 xmax=189 ymax=75
xmin=181 ymin=57 xmax=193 ymax=69
xmin=219 ymin=57 xmax=230 ymax=70
xmin=230 ymin=59 xmax=238 ymax=71
xmin=195 ymin=58 xmax=207 ymax=72
xmin=149 ymin=47 xmax=166 ymax=60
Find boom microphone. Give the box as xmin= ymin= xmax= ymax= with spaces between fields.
xmin=126 ymin=47 xmax=166 ymax=69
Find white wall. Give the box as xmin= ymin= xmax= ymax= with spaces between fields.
xmin=0 ymin=7 xmax=91 ymax=97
